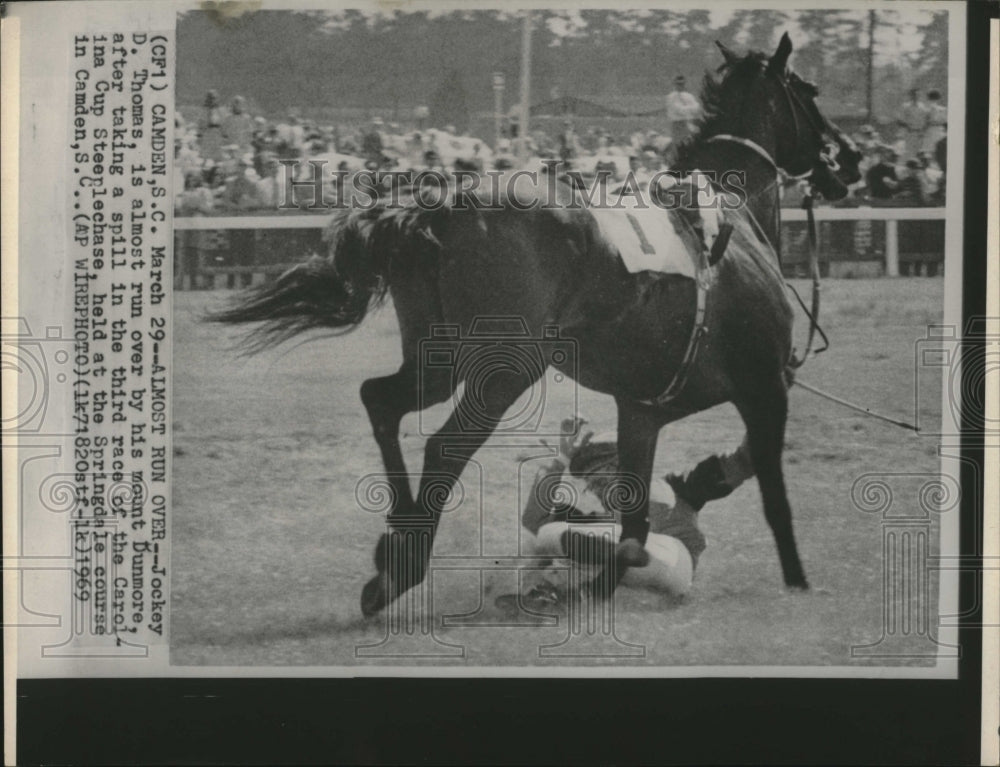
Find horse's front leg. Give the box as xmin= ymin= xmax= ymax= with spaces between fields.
xmin=581 ymin=399 xmax=661 ymax=599
xmin=734 ymin=380 xmax=809 ymax=589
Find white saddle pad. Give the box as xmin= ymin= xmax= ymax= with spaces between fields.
xmin=588 ymin=174 xmax=721 ymax=278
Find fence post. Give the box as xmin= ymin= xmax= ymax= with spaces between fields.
xmin=884 ymin=219 xmax=899 ymax=277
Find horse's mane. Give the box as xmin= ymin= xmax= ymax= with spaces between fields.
xmin=674 ymin=49 xmax=770 ymax=168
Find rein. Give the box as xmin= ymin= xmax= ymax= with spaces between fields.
xmin=704 ymin=136 xmax=828 ymax=369
xmin=783 ymin=189 xmax=918 ymax=431
xmin=704 ymin=134 xmax=779 ymax=172
xmin=787 ymin=187 xmax=829 ymax=368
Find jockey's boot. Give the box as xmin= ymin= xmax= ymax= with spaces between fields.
xmin=664 ymin=454 xmax=734 ymax=512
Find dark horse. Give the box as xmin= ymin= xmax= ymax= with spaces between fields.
xmin=212 ymin=34 xmax=861 ymax=616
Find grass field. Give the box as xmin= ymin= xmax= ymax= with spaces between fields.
xmin=170 ymin=277 xmax=948 ymax=669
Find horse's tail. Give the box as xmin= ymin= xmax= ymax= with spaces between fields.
xmin=208 ymin=205 xmax=427 ymax=353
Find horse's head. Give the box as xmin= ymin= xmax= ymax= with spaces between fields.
xmin=715 ymin=33 xmax=862 ymax=200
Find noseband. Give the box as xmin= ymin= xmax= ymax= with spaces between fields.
xmin=779 ymin=72 xmax=842 ymax=174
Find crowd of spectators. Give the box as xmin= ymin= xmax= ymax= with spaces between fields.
xmin=175 ymin=84 xmax=947 ymax=215
xmin=850 ymin=88 xmax=948 ymax=206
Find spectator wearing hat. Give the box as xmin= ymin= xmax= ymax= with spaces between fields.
xmin=665 ymin=75 xmax=702 ymax=145
xmin=250 ymin=117 xmax=273 ymax=176
xmin=593 ymin=159 xmax=618 ymax=185
xmin=220 ymin=153 xmax=261 ymax=209
xmin=865 ymin=145 xmax=901 ymax=201
xmin=275 ymin=109 xmax=305 ymax=159
xmin=177 ymin=171 xmax=215 ymax=214
xmin=896 ymin=159 xmax=929 ymax=205
xmin=221 ymin=95 xmax=256 ymax=156
xmin=253 ymin=153 xmax=283 ymax=209
xmin=217 ymin=144 xmax=243 ymax=182
xmin=922 ymin=90 xmax=947 ymax=154
xmin=361 ymin=117 xmax=385 ymax=168
xmin=198 ymin=89 xmax=226 ymax=163
xmin=897 ymin=88 xmax=929 ymax=160
xmin=855 ymin=124 xmax=883 ymax=156
xmin=558 ymin=119 xmax=581 ymax=168
xmin=917 ymin=151 xmax=944 ymax=205
xmin=627 ymin=154 xmax=653 ymax=186
xmin=854 ymin=124 xmax=883 ymax=175
xmin=218 ymin=154 xmax=260 ymax=287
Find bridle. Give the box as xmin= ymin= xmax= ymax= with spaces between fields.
xmin=779 ymin=70 xmax=843 ymax=176
xmin=704 ymin=67 xmax=843 ymax=181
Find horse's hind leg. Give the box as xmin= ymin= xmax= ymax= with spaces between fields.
xmin=359 ymin=363 xmax=454 ymax=615
xmin=361 ymin=363 xmax=540 ymax=616
xmin=360 ymin=363 xmax=454 ymax=519
xmin=734 ymin=379 xmax=809 ymax=589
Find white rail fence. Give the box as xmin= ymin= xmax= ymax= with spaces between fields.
xmin=173 ymin=206 xmax=946 ymax=288
xmin=781 ymin=206 xmax=946 ymax=278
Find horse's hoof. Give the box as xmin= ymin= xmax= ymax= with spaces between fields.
xmin=361 ymin=573 xmax=388 ymax=617
xmin=785 ymin=579 xmax=810 ymax=592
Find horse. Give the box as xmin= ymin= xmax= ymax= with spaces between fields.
xmin=210 ymin=34 xmax=862 ymax=617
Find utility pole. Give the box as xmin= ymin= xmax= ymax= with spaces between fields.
xmin=518 ymin=11 xmax=533 ymax=162
xmin=866 ymin=10 xmax=876 ymax=124
xmin=493 ymin=72 xmax=506 ymax=148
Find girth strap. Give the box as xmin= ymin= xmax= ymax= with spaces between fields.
xmin=638 ymin=221 xmax=731 ymax=409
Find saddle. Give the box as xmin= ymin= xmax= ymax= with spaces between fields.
xmin=588 ymin=172 xmax=730 ymax=278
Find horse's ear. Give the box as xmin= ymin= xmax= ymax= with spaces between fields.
xmin=768 ymin=32 xmax=793 ymax=74
xmin=715 ymin=40 xmax=738 ymax=66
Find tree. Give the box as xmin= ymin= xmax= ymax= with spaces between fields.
xmin=909 ymin=11 xmax=948 ymax=95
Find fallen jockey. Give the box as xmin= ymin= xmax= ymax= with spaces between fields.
xmin=512 ymin=418 xmax=754 ymax=608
